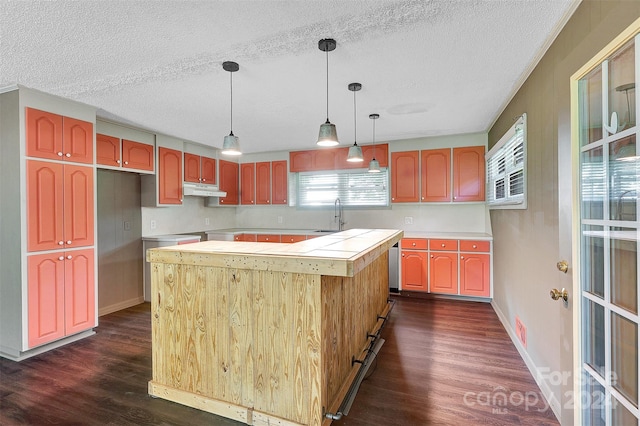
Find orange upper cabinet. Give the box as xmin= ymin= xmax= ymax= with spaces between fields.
xmin=27 ymin=160 xmax=94 ymax=252
xmin=219 ymin=160 xmax=239 ymax=205
xmin=96 ymin=134 xmax=120 ymax=166
xmin=391 ymin=151 xmax=419 ymax=202
xmin=158 ymin=147 xmax=182 ymax=205
xmin=184 ymin=153 xmax=216 ymax=184
xmin=201 ymin=156 xmax=216 ymax=184
xmin=27 ymin=108 xmax=93 ymax=164
xmin=241 ymin=163 xmax=256 ymax=205
xmin=289 ymin=151 xmax=313 ymax=172
xmin=363 ymin=144 xmax=389 ymax=168
xmin=97 ymin=134 xmax=154 ymax=171
xmin=421 ymin=148 xmax=451 ymax=202
xmin=255 ymin=162 xmax=271 ymax=204
xmin=122 ymin=139 xmax=154 ymax=171
xmin=184 ymin=153 xmax=201 ymax=183
xmin=271 ymin=160 xmax=288 ymax=204
xmin=453 ymin=146 xmax=485 ymax=202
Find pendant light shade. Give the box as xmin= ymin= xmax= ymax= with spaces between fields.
xmin=221 ymin=61 xmax=241 ymax=155
xmin=347 ymin=82 xmax=363 ymax=162
xmin=317 ymin=38 xmax=339 ymax=147
xmin=368 ymin=113 xmax=381 ymax=173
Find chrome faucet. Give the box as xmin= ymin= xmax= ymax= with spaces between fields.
xmin=334 ymin=197 xmax=345 ymax=231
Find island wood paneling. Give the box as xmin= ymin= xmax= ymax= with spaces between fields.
xmin=148 ymin=241 xmax=392 ymax=425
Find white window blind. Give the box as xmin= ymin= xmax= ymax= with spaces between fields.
xmin=486 ymin=113 xmax=527 ymax=209
xmin=295 ymin=168 xmax=389 ymax=207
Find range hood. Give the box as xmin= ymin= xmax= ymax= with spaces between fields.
xmin=183 ymin=182 xmax=227 ymax=197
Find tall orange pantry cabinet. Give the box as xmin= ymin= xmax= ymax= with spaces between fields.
xmin=0 ymin=87 xmax=98 ymax=361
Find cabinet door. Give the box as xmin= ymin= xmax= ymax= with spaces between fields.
xmin=158 ymin=147 xmax=183 ymax=205
xmin=63 ymin=117 xmax=93 ymax=164
xmin=281 ymin=234 xmax=306 ymax=243
xmin=64 ymin=248 xmax=96 ymax=335
xmin=201 ymin=156 xmax=216 ymax=184
xmin=96 ymin=134 xmax=121 ymax=167
xmin=453 ymin=146 xmax=485 ymax=202
xmin=401 ymin=250 xmax=427 ymax=291
xmin=240 ymin=163 xmax=256 ymax=205
xmin=257 ymin=234 xmax=281 ymax=243
xmin=26 ymin=108 xmax=63 ymax=161
xmin=219 ymin=160 xmax=239 ymax=205
xmin=314 ymin=148 xmax=340 ymax=170
xmin=460 ymin=253 xmax=490 ymax=297
xmin=391 ymin=151 xmax=419 ymax=202
xmin=27 ymin=160 xmax=64 ymax=252
xmin=184 ymin=153 xmax=201 ymax=183
xmin=429 ymin=252 xmax=458 ymax=294
xmin=28 ymin=252 xmax=65 ymax=347
xmin=271 ymin=160 xmax=288 ymax=204
xmin=289 ymin=151 xmax=313 ymax=172
xmin=64 ymin=165 xmax=95 ymax=248
xmin=421 ymin=148 xmax=451 ymax=202
xmin=363 ymin=143 xmax=389 ymax=168
xmin=256 ymin=161 xmax=271 ymax=204
xmin=122 ymin=139 xmax=154 ymax=171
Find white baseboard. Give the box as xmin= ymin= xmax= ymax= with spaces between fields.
xmin=99 ymin=296 xmax=145 ymax=317
xmin=491 ymin=300 xmax=561 ymax=420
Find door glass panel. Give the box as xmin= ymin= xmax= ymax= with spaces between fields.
xmin=608 ymin=39 xmax=636 ymax=132
xmin=609 ymin=135 xmax=637 ymax=221
xmin=579 ymin=66 xmax=603 ymax=146
xmin=612 ymin=396 xmax=637 ymax=425
xmin=610 ymin=228 xmax=638 ymax=314
xmin=584 ymin=299 xmax=606 ymax=376
xmin=584 ymin=374 xmax=606 ymax=426
xmin=583 ymin=224 xmax=605 ymax=297
xmin=582 ymin=147 xmax=605 ymax=220
xmin=611 ymin=312 xmax=638 ymax=405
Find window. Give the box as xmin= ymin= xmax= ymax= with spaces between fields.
xmin=293 ymin=168 xmax=389 ymax=207
xmin=486 ymin=113 xmax=527 ymax=209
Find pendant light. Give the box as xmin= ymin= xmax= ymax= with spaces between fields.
xmin=347 ymin=82 xmax=363 ymax=162
xmin=221 ymin=61 xmax=241 ymax=155
xmin=317 ymin=38 xmax=339 ymax=146
xmin=368 ymin=113 xmax=381 ymax=173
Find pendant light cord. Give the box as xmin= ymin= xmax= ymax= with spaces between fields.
xmin=353 ymin=88 xmax=357 ymax=143
xmin=230 ymin=70 xmax=233 ymax=133
xmin=325 ymin=47 xmax=329 ymax=121
xmin=372 ymin=117 xmax=376 ymax=158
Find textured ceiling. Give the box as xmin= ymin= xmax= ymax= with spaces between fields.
xmin=1 ymin=0 xmax=578 ymax=154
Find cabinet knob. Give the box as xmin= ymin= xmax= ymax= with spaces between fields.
xmin=461 ymin=256 xmax=464 ymax=259
xmin=431 ymin=255 xmax=434 ymax=258
xmin=116 ymin=160 xmax=121 ymax=164
xmin=66 ymin=255 xmax=72 ymax=260
xmin=58 ymin=241 xmax=64 ymax=245
xmin=202 ymin=178 xmax=206 ymax=182
xmin=284 ymin=199 xmax=286 ymax=202
xmin=67 ymin=240 xmax=72 ymax=244
xmin=392 ymin=197 xmax=395 ymax=200
xmin=57 ymin=152 xmax=63 ymax=157
xmin=412 ymin=242 xmax=416 ymax=246
xmin=473 ymin=244 xmax=477 ymax=249
xmin=402 ymin=254 xmax=405 ymax=257
xmin=58 ymin=256 xmax=64 ymax=261
xmin=441 ymin=243 xmax=445 ymax=247
xmin=124 ymin=161 xmax=128 ymax=165
xmin=422 ymin=197 xmax=424 ymax=200
xmin=267 ymin=200 xmax=269 ymax=203
xmin=65 ymin=153 xmax=71 ymax=157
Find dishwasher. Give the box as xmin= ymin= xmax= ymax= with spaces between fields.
xmin=388 ymin=242 xmax=399 ymax=293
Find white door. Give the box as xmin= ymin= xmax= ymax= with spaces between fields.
xmin=573 ymin=27 xmax=640 ymax=425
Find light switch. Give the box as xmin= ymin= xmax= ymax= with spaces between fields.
xmin=150 ymin=220 xmax=157 ymax=230
xmin=404 ymin=216 xmax=413 ymax=225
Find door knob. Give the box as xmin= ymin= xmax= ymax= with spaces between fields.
xmin=550 ymin=288 xmax=568 ymax=302
xmin=557 ymin=260 xmax=568 ymax=273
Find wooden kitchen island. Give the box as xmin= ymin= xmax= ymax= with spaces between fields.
xmin=146 ymin=228 xmax=403 ymax=426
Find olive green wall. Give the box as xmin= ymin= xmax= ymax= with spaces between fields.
xmin=488 ymin=1 xmax=640 ymax=423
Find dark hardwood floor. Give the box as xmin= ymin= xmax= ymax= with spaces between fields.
xmin=0 ymin=297 xmax=558 ymax=426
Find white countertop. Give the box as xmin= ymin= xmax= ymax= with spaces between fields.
xmin=142 ymin=234 xmax=202 ymax=242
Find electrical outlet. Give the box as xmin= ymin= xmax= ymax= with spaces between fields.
xmin=277 ymin=216 xmax=283 ymax=224
xmin=150 ymin=220 xmax=156 ymax=230
xmin=205 ymin=217 xmax=210 ymax=226
xmin=404 ymin=216 xmax=413 ymax=225
xmin=515 ymin=316 xmax=527 ymax=348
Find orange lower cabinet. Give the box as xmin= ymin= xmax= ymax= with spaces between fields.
xmin=401 ymin=250 xmax=427 ymax=291
xmin=28 ymin=248 xmax=95 ymax=348
xmin=281 ymin=234 xmax=306 ymax=243
xmin=429 ymin=252 xmax=458 ymax=294
xmin=460 ymin=253 xmax=491 ymax=297
xmin=257 ymin=234 xmax=281 ymax=243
